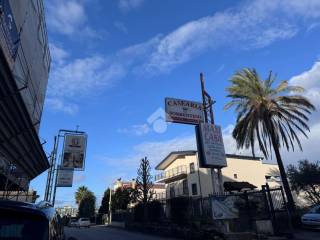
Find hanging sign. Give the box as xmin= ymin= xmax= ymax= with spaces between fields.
xmin=211 ymin=196 xmax=239 ymax=219
xmin=62 ymin=134 xmax=87 ymax=170
xmin=196 ymin=123 xmax=227 ymax=168
xmin=56 ymin=168 xmax=74 ymax=187
xmin=165 ymin=97 xmax=204 ymax=125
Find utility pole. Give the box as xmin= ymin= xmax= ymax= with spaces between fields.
xmin=200 ymin=73 xmax=223 ymax=193
xmin=108 ymin=188 xmax=112 ymax=224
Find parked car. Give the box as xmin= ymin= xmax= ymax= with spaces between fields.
xmin=301 ymin=205 xmax=320 ymax=229
xmin=68 ymin=219 xmax=78 ymax=227
xmin=77 ymin=218 xmax=90 ymax=228
xmin=0 ymin=200 xmax=65 ymax=240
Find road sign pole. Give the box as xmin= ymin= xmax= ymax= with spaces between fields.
xmin=200 ymin=73 xmax=224 ymax=193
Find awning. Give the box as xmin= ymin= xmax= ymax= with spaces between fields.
xmin=223 ymin=181 xmax=257 ymax=192
xmin=0 ymin=48 xmax=49 ymax=182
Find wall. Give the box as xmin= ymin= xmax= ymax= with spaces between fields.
xmin=9 ymin=0 xmax=50 ymax=132
xmin=222 ymin=157 xmax=280 ymax=189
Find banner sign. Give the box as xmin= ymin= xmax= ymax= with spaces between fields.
xmin=165 ymin=97 xmax=204 ymax=125
xmin=62 ymin=134 xmax=87 ymax=170
xmin=196 ymin=123 xmax=227 ymax=168
xmin=56 ymin=168 xmax=74 ymax=187
xmin=212 ymin=196 xmax=239 ymax=220
xmin=0 ymin=0 xmax=19 ymax=69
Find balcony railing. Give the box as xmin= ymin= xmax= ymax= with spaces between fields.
xmin=155 ymin=165 xmax=187 ymax=183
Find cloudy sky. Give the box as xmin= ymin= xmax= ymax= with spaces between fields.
xmin=31 ymin=0 xmax=320 ymax=206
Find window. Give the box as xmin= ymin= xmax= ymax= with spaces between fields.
xmin=234 ymin=174 xmax=238 ymax=179
xmin=190 ymin=162 xmax=195 ymax=173
xmin=170 ymin=184 xmax=175 ymax=198
xmin=191 ymin=183 xmax=198 ymax=195
xmin=182 ymin=179 xmax=188 ymax=195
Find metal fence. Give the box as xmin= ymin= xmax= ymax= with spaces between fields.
xmin=123 ymin=185 xmax=291 ymax=236
xmin=155 ymin=165 xmax=187 ymax=182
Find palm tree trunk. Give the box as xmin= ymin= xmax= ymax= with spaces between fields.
xmin=270 ymin=133 xmax=295 ymax=212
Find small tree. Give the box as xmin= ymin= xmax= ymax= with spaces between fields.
xmin=98 ymin=189 xmax=111 ymax=214
xmin=112 ymin=187 xmax=133 ymax=210
xmin=287 ymin=160 xmax=320 ymax=205
xmin=136 ymin=157 xmax=154 ymax=204
xmin=78 ymin=191 xmax=96 ymax=218
xmin=75 ymin=186 xmax=90 ymax=205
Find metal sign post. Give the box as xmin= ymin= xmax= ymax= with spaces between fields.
xmin=199 ymin=73 xmax=225 ymax=193
xmin=44 ymin=128 xmax=87 ymax=206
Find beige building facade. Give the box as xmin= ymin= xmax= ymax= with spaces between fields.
xmin=155 ymin=151 xmax=281 ymax=199
xmin=113 ymin=179 xmax=166 ymax=200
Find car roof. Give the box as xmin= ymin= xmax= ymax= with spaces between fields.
xmin=0 ymin=200 xmax=56 ymax=220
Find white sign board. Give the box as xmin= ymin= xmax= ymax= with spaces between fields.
xmin=62 ymin=134 xmax=87 ymax=170
xmin=212 ymin=196 xmax=239 ymax=220
xmin=196 ymin=123 xmax=227 ymax=168
xmin=56 ymin=169 xmax=74 ymax=187
xmin=165 ymin=97 xmax=204 ymax=125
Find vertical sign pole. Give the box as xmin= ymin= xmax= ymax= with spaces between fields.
xmin=200 ymin=73 xmax=208 ymax=123
xmin=44 ymin=136 xmax=57 ymax=201
xmin=52 ymin=163 xmax=60 ymax=206
xmin=200 ymin=73 xmax=224 ymax=193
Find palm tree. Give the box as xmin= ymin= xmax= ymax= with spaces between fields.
xmin=75 ymin=186 xmax=89 ymax=205
xmin=225 ymin=68 xmax=315 ymax=211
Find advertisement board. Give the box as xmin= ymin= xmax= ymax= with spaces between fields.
xmin=56 ymin=168 xmax=73 ymax=187
xmin=165 ymin=97 xmax=204 ymax=125
xmin=0 ymin=0 xmax=19 ymax=69
xmin=212 ymin=196 xmax=239 ymax=220
xmin=196 ymin=123 xmax=227 ymax=168
xmin=62 ymin=134 xmax=87 ymax=170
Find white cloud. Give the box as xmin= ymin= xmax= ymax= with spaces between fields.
xmin=45 ymin=98 xmax=79 ymax=115
xmin=125 ymin=0 xmax=320 ymax=75
xmin=49 ymin=43 xmax=69 ymax=65
xmin=118 ymin=0 xmax=144 ymax=12
xmin=280 ymin=122 xmax=320 ymax=166
xmin=46 ymin=0 xmax=99 ymax=38
xmin=118 ymin=124 xmax=150 ymax=136
xmin=290 ymin=61 xmax=320 ymax=90
xmin=289 ymin=61 xmax=320 ymax=125
xmin=100 ymin=135 xmax=196 ymax=174
xmin=48 ymin=56 xmax=125 ymax=98
xmin=47 ymin=0 xmax=86 ymax=35
xmin=142 ymin=0 xmax=308 ymax=73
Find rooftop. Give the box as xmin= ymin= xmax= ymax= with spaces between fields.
xmin=155 ymin=150 xmax=264 ymax=170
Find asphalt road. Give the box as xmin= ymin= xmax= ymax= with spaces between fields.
xmin=65 ymin=225 xmax=176 ymax=240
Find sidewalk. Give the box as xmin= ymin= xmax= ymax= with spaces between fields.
xmin=267 ymin=229 xmax=320 ymax=240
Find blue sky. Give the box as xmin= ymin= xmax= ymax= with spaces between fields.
xmin=30 ymin=0 xmax=320 ymax=207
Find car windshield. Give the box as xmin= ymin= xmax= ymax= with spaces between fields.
xmin=81 ymin=218 xmax=89 ymax=221
xmin=0 ymin=209 xmax=48 ymax=240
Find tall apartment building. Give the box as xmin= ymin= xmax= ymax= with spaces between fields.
xmin=0 ymin=0 xmax=50 ymax=192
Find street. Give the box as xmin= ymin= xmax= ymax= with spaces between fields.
xmin=64 ymin=226 xmax=176 ymax=240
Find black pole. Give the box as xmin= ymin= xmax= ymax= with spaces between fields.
xmin=44 ymin=136 xmax=57 ymax=201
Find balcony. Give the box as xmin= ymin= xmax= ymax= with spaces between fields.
xmin=155 ymin=165 xmax=187 ymax=183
